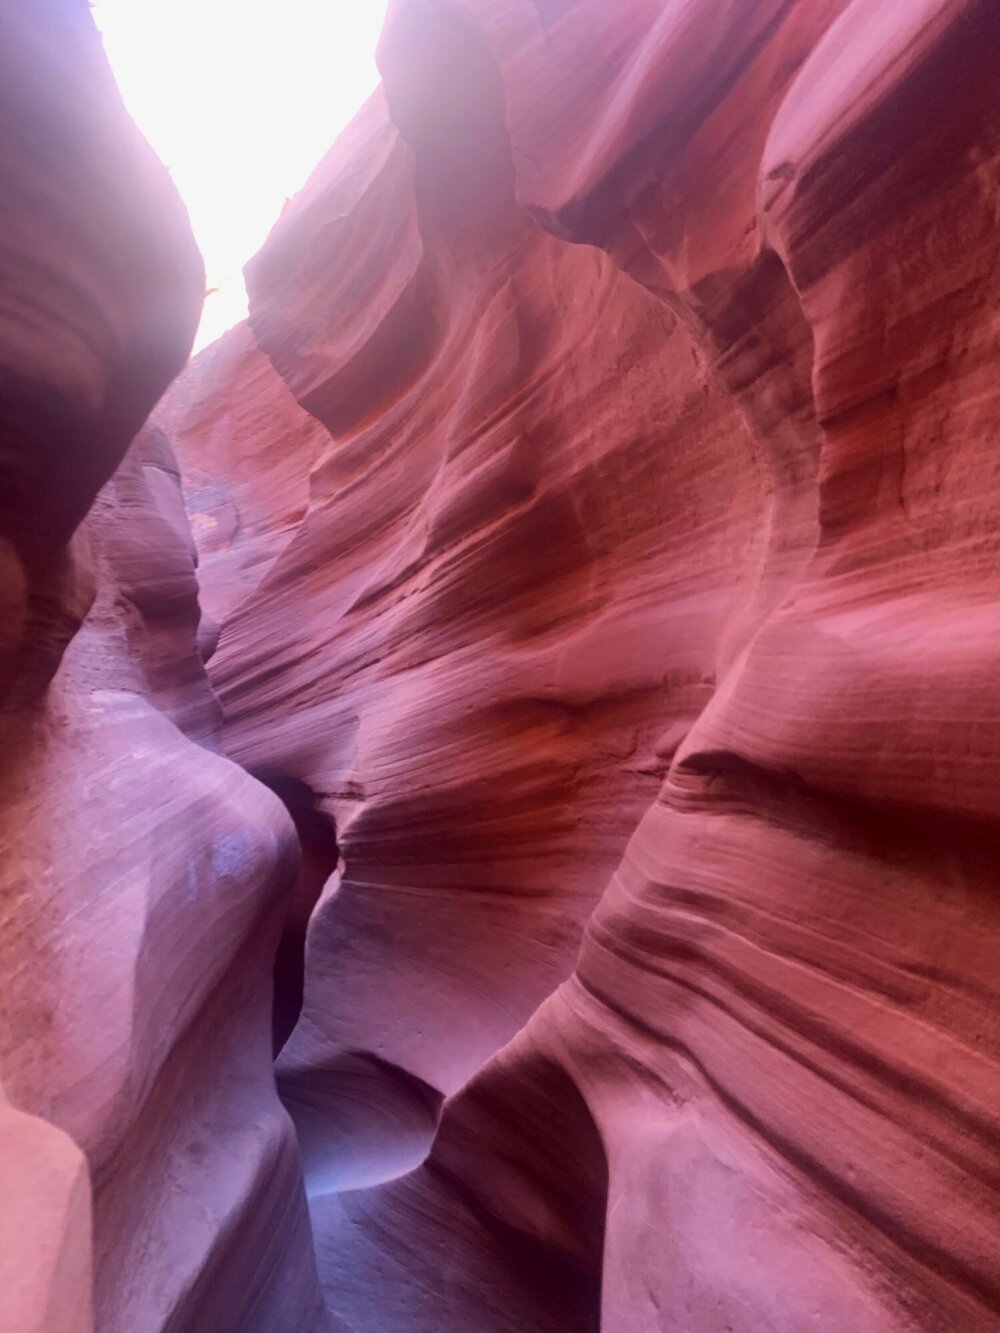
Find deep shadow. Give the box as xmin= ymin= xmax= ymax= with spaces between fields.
xmin=279 ymin=1049 xmax=443 ymax=1196
xmin=255 ymin=773 xmax=339 ymax=1055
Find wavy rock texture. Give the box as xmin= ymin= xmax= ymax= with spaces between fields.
xmin=0 ymin=5 xmax=327 ymax=1330
xmin=1 ymin=428 xmax=329 ymax=1333
xmin=153 ymin=322 xmax=329 ymax=632
xmin=0 ymin=0 xmax=202 ymax=705
xmin=167 ymin=0 xmax=1000 ymax=1330
xmin=6 ymin=0 xmax=1000 ymax=1329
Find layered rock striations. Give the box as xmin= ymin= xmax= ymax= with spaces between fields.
xmin=5 ymin=0 xmax=1000 ymax=1330
xmin=168 ymin=0 xmax=1000 ymax=1330
xmin=0 ymin=5 xmax=326 ymax=1331
xmin=0 ymin=0 xmax=201 ymax=706
xmin=153 ymin=322 xmax=329 ymax=633
xmin=0 ymin=429 xmax=331 ymax=1333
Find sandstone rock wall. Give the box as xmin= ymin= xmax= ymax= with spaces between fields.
xmin=0 ymin=6 xmax=327 ymax=1330
xmin=168 ymin=1 xmax=1000 ymax=1329
xmin=4 ymin=0 xmax=1000 ymax=1329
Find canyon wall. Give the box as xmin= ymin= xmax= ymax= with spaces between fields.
xmin=4 ymin=0 xmax=1000 ymax=1330
xmin=166 ymin=0 xmax=1000 ymax=1330
xmin=0 ymin=5 xmax=327 ymax=1330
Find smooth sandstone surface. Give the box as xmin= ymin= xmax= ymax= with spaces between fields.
xmin=169 ymin=0 xmax=1000 ymax=1329
xmin=0 ymin=1090 xmax=91 ymax=1333
xmin=154 ymin=321 xmax=329 ymax=632
xmin=0 ymin=0 xmax=202 ymax=704
xmin=0 ymin=423 xmax=330 ymax=1332
xmin=0 ymin=5 xmax=327 ymax=1330
xmin=3 ymin=0 xmax=1000 ymax=1330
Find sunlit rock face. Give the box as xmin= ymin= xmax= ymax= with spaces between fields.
xmin=169 ymin=0 xmax=1000 ymax=1329
xmin=0 ymin=5 xmax=327 ymax=1331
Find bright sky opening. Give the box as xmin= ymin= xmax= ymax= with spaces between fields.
xmin=92 ymin=0 xmax=390 ymax=351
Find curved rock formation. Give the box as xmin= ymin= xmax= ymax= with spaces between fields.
xmin=152 ymin=321 xmax=329 ymax=632
xmin=0 ymin=1090 xmax=91 ymax=1333
xmin=0 ymin=6 xmax=326 ymax=1330
xmin=6 ymin=0 xmax=1000 ymax=1329
xmin=166 ymin=0 xmax=1000 ymax=1329
xmin=0 ymin=0 xmax=202 ymax=704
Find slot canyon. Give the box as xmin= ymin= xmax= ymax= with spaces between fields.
xmin=4 ymin=0 xmax=1000 ymax=1329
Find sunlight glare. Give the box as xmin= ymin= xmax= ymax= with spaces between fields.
xmin=92 ymin=0 xmax=390 ymax=350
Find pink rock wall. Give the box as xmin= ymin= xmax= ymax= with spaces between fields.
xmin=0 ymin=1091 xmax=91 ymax=1333
xmin=0 ymin=0 xmax=201 ymax=705
xmin=168 ymin=0 xmax=1000 ymax=1329
xmin=153 ymin=322 xmax=328 ymax=632
xmin=0 ymin=6 xmax=327 ymax=1330
xmin=4 ymin=0 xmax=1000 ymax=1329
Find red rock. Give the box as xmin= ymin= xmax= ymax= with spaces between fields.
xmin=154 ymin=322 xmax=328 ymax=631
xmin=170 ymin=0 xmax=1000 ymax=1329
xmin=6 ymin=0 xmax=1000 ymax=1328
xmin=0 ymin=6 xmax=327 ymax=1330
xmin=0 ymin=423 xmax=332 ymax=1331
xmin=0 ymin=0 xmax=203 ymax=704
xmin=202 ymin=84 xmax=764 ymax=1136
xmin=0 ymin=1090 xmax=91 ymax=1333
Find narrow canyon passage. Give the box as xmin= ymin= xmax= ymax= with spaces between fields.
xmin=3 ymin=2 xmax=1000 ymax=1332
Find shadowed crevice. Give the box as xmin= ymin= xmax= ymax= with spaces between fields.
xmin=255 ymin=773 xmax=340 ymax=1055
xmin=278 ymin=1050 xmax=443 ymax=1197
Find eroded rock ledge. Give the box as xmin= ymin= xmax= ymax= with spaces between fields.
xmin=4 ymin=2 xmax=1000 ymax=1331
